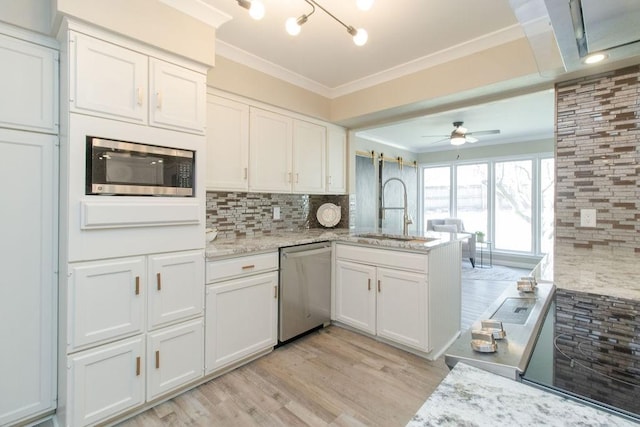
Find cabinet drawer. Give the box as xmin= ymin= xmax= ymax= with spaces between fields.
xmin=335 ymin=244 xmax=427 ymax=273
xmin=206 ymin=252 xmax=278 ymax=283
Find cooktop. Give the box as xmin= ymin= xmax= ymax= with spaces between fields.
xmin=521 ymin=289 xmax=639 ymax=422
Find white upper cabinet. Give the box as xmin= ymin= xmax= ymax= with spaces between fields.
xmin=248 ymin=107 xmax=293 ymax=193
xmin=0 ymin=31 xmax=58 ymax=133
xmin=70 ymin=31 xmax=205 ymax=134
xmin=149 ymin=58 xmax=206 ymax=133
xmin=206 ymin=95 xmax=249 ymax=191
xmin=71 ymin=32 xmax=148 ymax=124
xmin=326 ymin=126 xmax=347 ymax=194
xmin=292 ymin=119 xmax=326 ymax=194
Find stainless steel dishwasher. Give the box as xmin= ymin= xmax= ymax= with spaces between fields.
xmin=279 ymin=241 xmax=332 ymax=343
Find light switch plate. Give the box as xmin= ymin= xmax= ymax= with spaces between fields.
xmin=273 ymin=206 xmax=281 ymax=220
xmin=580 ymin=208 xmax=596 ymax=227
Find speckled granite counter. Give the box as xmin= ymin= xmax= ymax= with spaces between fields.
xmin=205 ymin=228 xmax=466 ymax=259
xmin=408 ymin=363 xmax=637 ymax=427
xmin=537 ymin=244 xmax=639 ymax=301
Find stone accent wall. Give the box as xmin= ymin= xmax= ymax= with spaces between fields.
xmin=555 ymin=66 xmax=640 ymax=252
xmin=206 ymin=191 xmax=349 ymax=239
xmin=553 ymin=289 xmax=639 ymax=415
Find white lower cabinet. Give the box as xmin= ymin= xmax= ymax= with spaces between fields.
xmin=205 ymin=252 xmax=279 ymax=374
xmin=62 ymin=250 xmax=205 ymax=426
xmin=147 ymin=319 xmax=204 ymax=400
xmin=333 ymin=244 xmax=429 ymax=353
xmin=147 ymin=251 xmax=204 ymax=330
xmin=67 ymin=257 xmax=146 ymax=352
xmin=68 ymin=336 xmax=145 ymax=427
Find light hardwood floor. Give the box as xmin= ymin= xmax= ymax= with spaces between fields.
xmin=116 ymin=327 xmax=449 ymax=427
xmin=116 ymin=268 xmax=527 ymax=427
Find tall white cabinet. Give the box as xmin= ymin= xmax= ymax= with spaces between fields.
xmin=0 ymin=24 xmax=59 ymax=426
xmin=57 ymin=19 xmax=208 ymax=427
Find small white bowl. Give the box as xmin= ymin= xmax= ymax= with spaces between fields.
xmin=205 ymin=228 xmax=218 ymax=242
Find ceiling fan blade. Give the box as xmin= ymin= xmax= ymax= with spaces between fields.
xmin=467 ymin=129 xmax=500 ymax=136
xmin=426 ymin=137 xmax=450 ymax=144
xmin=465 ymin=136 xmax=479 ymax=143
xmin=421 ymin=134 xmax=449 ymax=138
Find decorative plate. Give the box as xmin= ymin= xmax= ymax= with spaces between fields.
xmin=316 ymin=203 xmax=341 ymax=227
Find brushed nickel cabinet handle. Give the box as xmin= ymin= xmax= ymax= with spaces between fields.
xmin=156 ymin=91 xmax=162 ymax=109
xmin=244 ymin=167 xmax=248 ymax=180
xmin=155 ymin=351 xmax=160 ymax=369
xmin=368 ymin=278 xmax=371 ymax=291
xmin=378 ymin=280 xmax=381 ymax=293
xmin=242 ymin=264 xmax=255 ymax=270
xmin=274 ymin=285 xmax=278 ymax=299
xmin=296 ymin=173 xmax=299 ymax=183
xmin=136 ymin=356 xmax=141 ymax=376
xmin=135 ymin=276 xmax=140 ymax=295
xmin=136 ymin=87 xmax=143 ymax=106
xmin=156 ymin=272 xmax=162 ymax=291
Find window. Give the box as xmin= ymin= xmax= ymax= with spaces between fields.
xmin=456 ymin=163 xmax=488 ymax=235
xmin=421 ymin=155 xmax=553 ymax=257
xmin=423 ymin=166 xmax=450 ymax=223
xmin=494 ymin=160 xmax=532 ymax=252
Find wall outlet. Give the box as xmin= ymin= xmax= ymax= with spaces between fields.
xmin=580 ymin=208 xmax=596 ymax=227
xmin=273 ymin=206 xmax=281 ymax=220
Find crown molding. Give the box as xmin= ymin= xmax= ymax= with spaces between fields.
xmin=215 ymin=24 xmax=526 ymax=99
xmin=158 ymin=0 xmax=231 ymax=28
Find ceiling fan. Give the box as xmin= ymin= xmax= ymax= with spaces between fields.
xmin=422 ymin=121 xmax=500 ymax=146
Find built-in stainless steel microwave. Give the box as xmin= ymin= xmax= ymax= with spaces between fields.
xmin=86 ymin=136 xmax=195 ymax=196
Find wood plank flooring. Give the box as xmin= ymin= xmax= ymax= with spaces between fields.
xmin=116 ymin=265 xmax=528 ymax=427
xmin=116 ymin=327 xmax=449 ymax=427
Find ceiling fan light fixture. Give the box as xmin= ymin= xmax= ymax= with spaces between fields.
xmin=450 ymin=136 xmax=466 ymax=146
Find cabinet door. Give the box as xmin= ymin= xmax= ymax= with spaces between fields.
xmin=68 ymin=256 xmax=146 ymax=351
xmin=205 ymin=272 xmax=278 ymax=373
xmin=147 ymin=319 xmax=204 ymax=400
xmin=68 ymin=336 xmax=145 ymax=427
xmin=147 ymin=251 xmax=204 ymax=330
xmin=334 ymin=260 xmax=376 ymax=335
xmin=71 ymin=32 xmax=148 ymax=124
xmin=376 ymin=267 xmax=428 ymax=351
xmin=0 ymin=33 xmax=58 ymax=133
xmin=326 ymin=126 xmax=347 ymax=194
xmin=0 ymin=130 xmax=56 ymax=425
xmin=149 ymin=58 xmax=206 ymax=134
xmin=292 ymin=119 xmax=326 ymax=194
xmin=248 ymin=108 xmax=292 ymax=193
xmin=206 ymin=95 xmax=249 ymax=191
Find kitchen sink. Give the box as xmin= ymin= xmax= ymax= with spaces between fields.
xmin=355 ymin=233 xmax=436 ymax=243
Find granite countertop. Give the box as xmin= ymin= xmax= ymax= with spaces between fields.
xmin=205 ymin=228 xmax=467 ymax=259
xmin=537 ymin=243 xmax=639 ymax=301
xmin=407 ymin=362 xmax=637 ymax=427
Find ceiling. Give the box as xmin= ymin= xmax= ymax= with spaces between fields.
xmin=200 ymin=0 xmax=640 ymax=153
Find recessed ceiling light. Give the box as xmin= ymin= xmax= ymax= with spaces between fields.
xmin=583 ymin=53 xmax=608 ymax=64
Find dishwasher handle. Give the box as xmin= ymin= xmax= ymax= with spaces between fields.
xmin=282 ymin=246 xmax=331 ymax=259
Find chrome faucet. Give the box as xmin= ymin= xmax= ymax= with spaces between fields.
xmin=381 ymin=177 xmax=413 ymax=235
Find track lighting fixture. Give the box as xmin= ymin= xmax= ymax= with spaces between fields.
xmin=238 ymin=0 xmax=369 ymax=46
xmin=236 ymin=0 xmax=265 ymax=20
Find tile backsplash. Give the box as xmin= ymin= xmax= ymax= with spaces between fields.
xmin=206 ymin=191 xmax=349 ymax=239
xmin=555 ymin=65 xmax=639 ymax=252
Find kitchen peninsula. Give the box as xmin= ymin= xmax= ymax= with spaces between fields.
xmin=206 ymin=228 xmax=466 ymax=361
